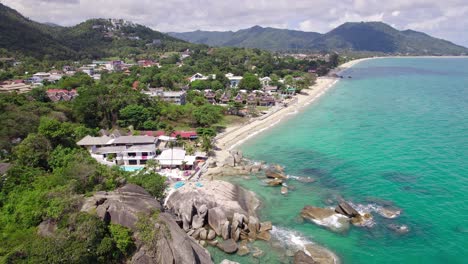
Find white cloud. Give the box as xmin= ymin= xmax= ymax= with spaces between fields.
xmin=2 ymin=0 xmax=468 ymax=46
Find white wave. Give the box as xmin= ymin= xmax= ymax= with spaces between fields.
xmin=271 ymin=226 xmax=314 ymax=253
xmin=348 ymin=202 xmax=401 ymax=219
xmin=311 ymin=214 xmax=349 ymax=230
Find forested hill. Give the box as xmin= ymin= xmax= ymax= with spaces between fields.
xmin=169 ymin=22 xmax=468 ymax=55
xmin=0 ymin=3 xmax=191 ymax=60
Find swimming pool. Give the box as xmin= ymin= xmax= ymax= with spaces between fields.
xmin=120 ymin=165 xmax=145 ymax=172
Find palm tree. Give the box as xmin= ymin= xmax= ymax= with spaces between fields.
xmin=201 ymin=136 xmax=213 ymax=156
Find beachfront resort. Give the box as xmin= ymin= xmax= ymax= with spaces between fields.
xmin=77 ymin=130 xmax=208 ymax=180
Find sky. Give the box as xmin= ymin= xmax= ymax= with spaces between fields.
xmin=2 ymin=0 xmax=468 ymax=47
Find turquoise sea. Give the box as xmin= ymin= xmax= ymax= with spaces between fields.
xmin=210 ymin=58 xmax=468 ymax=263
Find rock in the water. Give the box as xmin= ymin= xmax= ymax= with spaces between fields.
xmin=266 ymin=178 xmax=283 ymax=186
xmin=248 ymin=216 xmax=259 ymax=239
xmin=335 ymin=202 xmax=359 ymax=218
xmin=387 ymin=224 xmax=410 ymax=234
xmin=301 ymin=206 xmax=350 ymax=233
xmin=378 ymin=207 xmax=401 ymax=219
xmin=222 ymin=220 xmax=231 ymax=240
xmin=304 ymin=244 xmax=339 ymax=264
xmin=209 ymin=207 xmax=228 ymax=236
xmin=220 ymin=260 xmax=240 ymax=264
xmin=218 ymin=239 xmax=238 ymax=254
xmin=294 ymin=250 xmax=317 ymax=264
xmin=207 ymin=229 xmax=216 ymax=240
xmin=351 ymin=212 xmax=374 ymax=227
xmin=259 ymin=221 xmax=272 ymax=232
xmin=265 ymin=169 xmax=287 ymax=179
xmin=252 ymin=247 xmax=263 ymax=258
xmin=257 ymin=231 xmax=271 ymax=241
xmin=237 ymin=240 xmax=250 ymax=256
xmin=281 ymin=186 xmax=288 ymax=195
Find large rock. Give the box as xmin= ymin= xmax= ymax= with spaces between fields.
xmin=301 ymin=206 xmax=350 ymax=233
xmin=231 ymin=227 xmax=241 ymax=242
xmin=81 ymin=184 xmax=162 ymax=229
xmin=80 ymin=184 xmax=213 ymax=264
xmin=266 ymin=178 xmax=283 ymax=186
xmin=208 ymin=207 xmax=227 ymax=236
xmin=294 ymin=250 xmax=317 ymax=264
xmin=166 ymin=181 xmax=259 ymax=223
xmin=131 ymin=213 xmax=213 ymax=264
xmin=207 ymin=229 xmax=216 ymax=240
xmin=37 ymin=219 xmax=57 ymax=237
xmin=237 ymin=240 xmax=250 ymax=256
xmin=224 ymin=156 xmax=236 ymax=167
xmin=248 ymin=215 xmax=260 ymax=234
xmin=218 ymin=239 xmax=238 ymax=254
xmin=265 ymin=169 xmax=287 ymax=179
xmin=192 ymin=204 xmax=208 ymax=229
xmin=304 ymin=244 xmax=339 ymax=264
xmin=221 ymin=221 xmax=231 ymax=240
xmin=199 ymin=228 xmax=208 ymax=240
xmin=257 ymin=231 xmax=271 ymax=241
xmin=259 ymin=221 xmax=272 ymax=232
xmin=232 ymin=213 xmax=246 ymax=228
xmin=335 ymin=202 xmax=359 ymax=218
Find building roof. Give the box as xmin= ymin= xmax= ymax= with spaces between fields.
xmin=157 ymin=148 xmax=186 ymax=165
xmin=77 ymin=135 xmax=112 ymax=146
xmin=171 ymin=131 xmax=197 ymax=139
xmin=109 ymin=136 xmax=157 ymax=145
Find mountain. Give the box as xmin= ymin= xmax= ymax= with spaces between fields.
xmin=0 ymin=3 xmax=187 ymax=59
xmin=170 ymin=26 xmax=321 ymax=51
xmin=169 ymin=22 xmax=468 ymax=55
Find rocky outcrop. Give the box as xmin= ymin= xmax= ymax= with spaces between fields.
xmin=266 ymin=178 xmax=283 ymax=186
xmin=294 ymin=250 xmax=317 ymax=264
xmin=335 ymin=202 xmax=359 ymax=218
xmin=81 ymin=184 xmax=213 ymax=264
xmin=165 ymin=181 xmax=259 ymax=221
xmin=304 ymin=244 xmax=339 ymax=264
xmin=81 ymin=184 xmax=162 ymax=229
xmin=218 ymin=239 xmax=238 ymax=254
xmin=265 ymin=164 xmax=287 ymax=179
xmin=300 ymin=206 xmax=350 ymax=232
xmin=208 ymin=207 xmax=227 ymax=236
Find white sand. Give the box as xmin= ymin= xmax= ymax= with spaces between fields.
xmin=210 ymin=58 xmax=369 ymax=165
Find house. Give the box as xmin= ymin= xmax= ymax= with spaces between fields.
xmin=189 ymin=73 xmax=208 ymax=83
xmin=46 ymin=89 xmax=78 ymax=102
xmin=77 ymin=135 xmax=158 ymax=166
xmin=33 ymin=72 xmax=50 ymax=79
xmin=220 ymin=92 xmax=230 ymax=104
xmin=156 ymin=148 xmax=196 ymax=169
xmin=259 ymin=95 xmax=276 ymax=106
xmin=138 ymin=60 xmax=156 ymax=67
xmin=259 ymin=77 xmax=271 ymax=87
xmin=225 ymin=73 xmax=243 ymax=88
xmin=247 ymin=93 xmax=257 ymax=105
xmin=204 ymin=90 xmax=216 ymax=104
xmin=234 ymin=93 xmax=244 ymax=104
xmin=142 ymin=89 xmax=186 ymax=105
xmin=171 ymin=131 xmax=198 ymax=140
xmin=263 ymin=86 xmax=278 ymax=93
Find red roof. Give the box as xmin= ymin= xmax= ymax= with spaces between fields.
xmin=171 ymin=131 xmax=198 ymax=139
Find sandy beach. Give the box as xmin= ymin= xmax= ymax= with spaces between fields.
xmin=210 ymin=58 xmax=370 ymax=165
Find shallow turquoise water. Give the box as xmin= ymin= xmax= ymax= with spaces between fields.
xmin=215 ymin=58 xmax=468 ymax=263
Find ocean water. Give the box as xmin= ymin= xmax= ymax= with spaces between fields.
xmin=210 ymin=58 xmax=468 ymax=263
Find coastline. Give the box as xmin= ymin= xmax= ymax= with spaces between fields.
xmin=209 ymin=57 xmax=370 ymax=167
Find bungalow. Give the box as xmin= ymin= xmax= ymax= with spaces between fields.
xmin=225 ymin=73 xmax=243 ymax=88
xmin=259 ymin=95 xmax=276 ymax=106
xmin=204 ymin=90 xmax=216 ymax=104
xmin=220 ymin=92 xmax=230 ymax=104
xmin=247 ymin=94 xmax=257 ymax=105
xmin=234 ymin=93 xmax=244 ymax=104
xmin=263 ymin=85 xmax=278 ymax=93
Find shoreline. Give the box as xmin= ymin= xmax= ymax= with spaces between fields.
xmin=209 ymin=57 xmax=370 ymax=166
